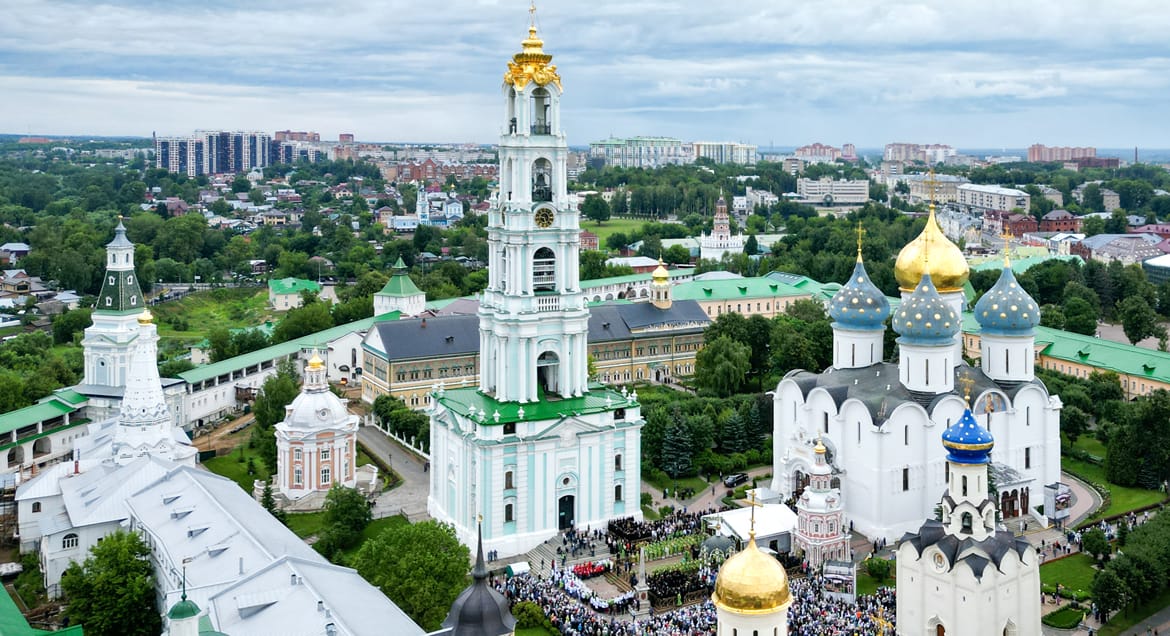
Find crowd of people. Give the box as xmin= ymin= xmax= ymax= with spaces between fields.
xmin=499 ymin=563 xmax=898 ymax=635
xmin=787 ymin=575 xmax=897 ymax=636
xmin=606 ymin=509 xmax=713 ymax=547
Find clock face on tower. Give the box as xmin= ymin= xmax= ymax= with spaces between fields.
xmin=535 ymin=208 xmax=555 ymax=228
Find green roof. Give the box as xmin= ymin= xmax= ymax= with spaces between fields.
xmin=0 ymin=400 xmax=75 ymax=436
xmin=434 ymin=385 xmax=637 ymax=425
xmin=376 ymin=263 xmax=423 ymax=298
xmin=672 ymin=277 xmax=807 ymax=302
xmin=267 ymin=277 xmax=322 ymax=295
xmin=424 ymin=297 xmax=464 ymax=311
xmin=970 ymin=254 xmax=1083 ymax=274
xmin=52 ymin=388 xmax=88 ymax=406
xmin=176 ymin=312 xmax=400 ymax=384
xmin=0 ymin=419 xmax=89 ymax=453
xmin=168 ymin=598 xmax=201 ymax=620
xmin=1 ymin=584 xmax=82 ymax=635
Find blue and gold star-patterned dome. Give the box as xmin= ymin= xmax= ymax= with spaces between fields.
xmin=973 ymin=266 xmax=1040 ymax=336
xmin=893 ymin=273 xmax=959 ymax=346
xmin=828 ymin=258 xmax=889 ymax=331
xmin=942 ymin=408 xmax=994 ymax=464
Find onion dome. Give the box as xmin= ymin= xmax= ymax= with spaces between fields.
xmin=894 ymin=206 xmax=969 ymax=292
xmin=828 ymin=258 xmax=889 ymax=331
xmin=503 ymin=18 xmax=561 ymax=91
xmin=441 ymin=523 xmax=516 ymax=636
xmin=894 ymin=273 xmax=959 ymax=346
xmin=137 ymin=308 xmax=154 ymax=325
xmin=712 ymin=535 xmax=791 ymax=614
xmin=167 ymin=595 xmax=200 ymax=621
xmin=942 ymin=408 xmax=994 ymax=464
xmin=701 ymin=533 xmax=736 ymax=559
xmin=652 ymin=259 xmax=669 ymax=283
xmin=973 ymin=265 xmax=1039 ymax=336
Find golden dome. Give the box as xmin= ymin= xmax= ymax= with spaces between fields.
xmin=137 ymin=309 xmax=153 ymax=325
xmin=307 ymin=351 xmax=325 ymax=371
xmin=652 ymin=259 xmax=669 ymax=282
xmin=894 ymin=205 xmax=969 ymax=292
xmin=814 ymin=438 xmax=827 ymax=454
xmin=504 ymin=20 xmax=562 ymax=91
xmin=712 ymin=536 xmax=791 ymax=614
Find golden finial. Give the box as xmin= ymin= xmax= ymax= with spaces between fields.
xmin=959 ymin=374 xmax=975 ymax=407
xmin=926 ymin=169 xmax=939 ymax=213
xmin=746 ymin=490 xmax=763 ymax=540
xmin=1000 ymin=227 xmax=1014 ymax=268
xmin=137 ymin=308 xmax=154 ymax=325
xmin=529 ymin=0 xmax=537 ymax=27
xmin=855 ymin=221 xmax=866 ymax=261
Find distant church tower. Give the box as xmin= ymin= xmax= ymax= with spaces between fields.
xmin=81 ymin=219 xmax=146 ymax=418
xmin=794 ymin=437 xmax=849 ymax=569
xmin=700 ymin=195 xmax=745 ymax=262
xmin=374 ymin=257 xmax=426 ymax=317
xmin=428 ymin=8 xmax=643 ymax=557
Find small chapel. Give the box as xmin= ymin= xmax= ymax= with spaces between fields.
xmin=426 ymin=14 xmax=643 ymax=556
xmin=895 ymin=395 xmax=1042 ymax=635
xmin=772 ymin=203 xmax=1062 ymax=541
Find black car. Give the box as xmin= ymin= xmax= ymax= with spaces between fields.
xmin=723 ymin=473 xmax=749 ymax=488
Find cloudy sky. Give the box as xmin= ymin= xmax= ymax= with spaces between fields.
xmin=2 ymin=0 xmax=1169 ymax=148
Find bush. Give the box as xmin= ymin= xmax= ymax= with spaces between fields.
xmin=865 ymin=557 xmax=892 ymax=582
xmin=512 ymin=601 xmax=551 ymax=629
xmin=658 ymin=505 xmax=675 ymax=518
xmin=641 ymin=492 xmax=653 ymax=507
xmin=1041 ymin=606 xmax=1084 ymax=629
xmin=14 ymin=552 xmax=45 ymax=607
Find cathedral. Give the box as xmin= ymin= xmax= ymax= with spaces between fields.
xmin=771 ymin=208 xmax=1062 ymax=542
xmin=427 ymin=17 xmax=643 ymax=556
xmin=896 ymin=400 xmax=1041 ymax=635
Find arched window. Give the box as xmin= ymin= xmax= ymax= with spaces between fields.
xmin=533 ymin=247 xmax=556 ymax=292
xmin=63 ymin=533 xmax=79 ymax=549
xmin=961 ymin=512 xmax=973 ymax=534
xmin=530 ymin=87 xmax=551 ymax=134
xmin=505 ymin=470 xmax=514 ymax=490
xmin=505 ymin=503 xmax=514 ymax=523
xmin=532 ymin=158 xmax=552 ymax=202
xmin=31 ymin=502 xmax=41 ymax=513
xmin=962 ymin=475 xmax=968 ymax=496
xmin=614 ymin=484 xmax=623 ymax=502
xmin=615 ymin=454 xmax=623 ymax=471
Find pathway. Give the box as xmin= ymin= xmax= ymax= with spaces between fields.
xmin=357 ymin=425 xmax=430 ymax=521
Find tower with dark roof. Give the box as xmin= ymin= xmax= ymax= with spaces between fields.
xmin=81 ymin=219 xmax=147 ymax=405
xmin=438 ymin=522 xmax=516 ymax=636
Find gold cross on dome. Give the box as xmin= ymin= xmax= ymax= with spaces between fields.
xmin=1000 ymin=227 xmax=1015 ymax=267
xmin=959 ymin=375 xmax=975 ymax=406
xmin=856 ymin=221 xmax=866 ymax=259
xmin=529 ymin=1 xmax=537 ymax=25
xmin=746 ymin=490 xmax=763 ymax=539
xmin=926 ymin=169 xmax=939 ymax=209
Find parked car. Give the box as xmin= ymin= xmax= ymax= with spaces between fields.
xmin=723 ymin=473 xmax=749 ymax=488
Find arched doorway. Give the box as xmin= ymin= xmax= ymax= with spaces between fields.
xmin=32 ymin=437 xmax=50 ymax=458
xmin=537 ymin=351 xmax=560 ymax=395
xmin=558 ymin=494 xmax=575 ymax=530
xmin=6 ymin=446 xmax=23 ymax=468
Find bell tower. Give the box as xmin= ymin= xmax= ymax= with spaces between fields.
xmin=478 ymin=7 xmax=589 ymax=402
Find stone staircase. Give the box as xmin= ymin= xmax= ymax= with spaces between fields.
xmin=523 ymin=534 xmax=617 ymax=579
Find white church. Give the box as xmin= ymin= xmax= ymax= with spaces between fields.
xmin=427 ymin=20 xmax=643 ymax=556
xmin=771 ymin=210 xmax=1062 ymax=542
xmin=699 ymin=195 xmax=745 ymax=262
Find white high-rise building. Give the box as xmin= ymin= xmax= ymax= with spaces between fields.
xmin=427 ymin=13 xmax=643 ymax=556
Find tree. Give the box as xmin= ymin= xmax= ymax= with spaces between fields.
xmin=231 ymin=174 xmax=252 ymax=193
xmin=1082 ymin=528 xmax=1109 ymax=563
xmin=60 ymin=530 xmax=161 ymax=636
xmin=1062 ymin=297 xmax=1098 ymax=335
xmin=744 ymin=234 xmax=759 ymax=256
xmin=351 ymin=520 xmax=470 ymax=632
xmin=1061 ymin=405 xmax=1089 ymax=444
xmin=662 ymin=244 xmax=691 ymax=265
xmin=1091 ymin=568 xmax=1127 ymax=622
xmin=250 ymin=360 xmax=300 ymax=472
xmin=580 ymin=193 xmax=611 ymax=224
xmin=52 ymin=308 xmax=93 ymax=344
xmin=660 ymin=419 xmax=695 ymax=478
xmin=1118 ymin=296 xmax=1164 ymax=345
xmin=694 ymin=336 xmax=751 ymax=398
xmin=261 ymin=479 xmax=286 ymax=524
xmin=272 ymin=300 xmax=335 ymax=343
xmin=317 ymin=485 xmax=372 ymax=558
xmin=720 ymin=410 xmax=747 ymax=454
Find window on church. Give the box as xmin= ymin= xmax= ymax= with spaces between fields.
xmin=294 ymin=448 xmax=302 ymax=461
xmin=961 ymin=513 xmax=973 ymax=534
xmin=962 ymin=475 xmax=968 ymax=496
xmin=615 ymin=484 xmax=623 ymax=502
xmin=1025 ymin=447 xmax=1031 ymax=469
xmin=321 ymin=467 xmax=331 ymax=485
xmin=615 ymin=454 xmax=623 ymax=471
xmin=294 ymin=468 xmax=303 ymax=486
xmin=902 ymin=468 xmax=909 ymax=491
xmin=505 ymin=470 xmax=514 ymax=490
xmin=505 ymin=503 xmax=514 ymax=522
xmin=904 ymin=425 xmax=909 ymax=446
xmin=63 ymin=533 xmax=79 ymax=549
xmin=504 ymin=422 xmax=516 ymax=435
xmin=321 ymin=448 xmax=330 ymax=461
xmin=32 ymin=502 xmax=41 ymax=513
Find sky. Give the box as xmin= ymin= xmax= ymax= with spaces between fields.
xmin=2 ymin=0 xmax=1170 ymax=148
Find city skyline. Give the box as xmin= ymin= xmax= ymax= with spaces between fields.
xmin=2 ymin=1 xmax=1170 ymax=147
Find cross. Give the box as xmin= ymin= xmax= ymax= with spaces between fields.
xmin=958 ymin=374 xmax=976 ymax=406
xmin=925 ymin=168 xmax=939 ymax=209
xmin=1000 ymin=227 xmax=1014 ymax=267
xmin=870 ymin=606 xmax=893 ymax=636
xmin=746 ymin=490 xmax=763 ymax=540
xmin=855 ymin=221 xmax=866 ymax=259
xmin=529 ymin=1 xmax=537 ymax=26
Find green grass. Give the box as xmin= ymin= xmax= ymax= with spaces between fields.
xmin=641 ymin=505 xmax=660 ymax=521
xmin=643 ymin=472 xmax=710 ymax=496
xmin=1040 ymin=553 xmax=1097 ymax=597
xmin=286 ymin=511 xmax=327 ymax=538
xmin=1042 ymin=606 xmax=1086 ymax=629
xmin=1099 ymin=586 xmax=1170 ymax=636
xmin=516 ymin=628 xmax=556 ymax=636
xmin=856 ymin=570 xmax=892 ymax=596
xmin=1071 ymin=435 xmax=1107 ymax=459
xmin=580 ymin=217 xmax=648 ymax=244
xmin=202 ymin=444 xmax=270 ymax=492
xmin=1063 ymin=455 xmax=1166 ymax=520
xmin=357 ymin=447 xmax=374 ymax=467
xmin=152 ymin=288 xmax=273 ymax=340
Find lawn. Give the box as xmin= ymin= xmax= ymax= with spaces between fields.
xmin=203 ymin=444 xmax=270 ymax=492
xmin=286 ymin=511 xmax=326 ymax=539
xmin=856 ymin=570 xmax=893 ymax=596
xmin=152 ymin=287 xmax=273 ymax=340
xmin=1062 ymin=456 xmax=1166 ymax=520
xmin=516 ymin=628 xmax=556 ymax=636
xmin=1040 ymin=553 xmax=1097 ymax=598
xmin=1071 ymin=435 xmax=1107 ymax=460
xmin=580 ymin=217 xmax=648 ymax=244
xmin=643 ymin=472 xmax=710 ymax=497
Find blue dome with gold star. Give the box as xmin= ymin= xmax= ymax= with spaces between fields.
xmin=893 ymin=273 xmax=959 ymax=346
xmin=974 ymin=266 xmax=1040 ymax=336
xmin=829 ymin=258 xmax=889 ymax=331
xmin=942 ymin=408 xmax=994 ymax=464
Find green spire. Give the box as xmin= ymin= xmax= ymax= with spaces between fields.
xmin=96 ymin=219 xmax=145 ymax=315
xmin=377 ymin=259 xmax=423 ymax=298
